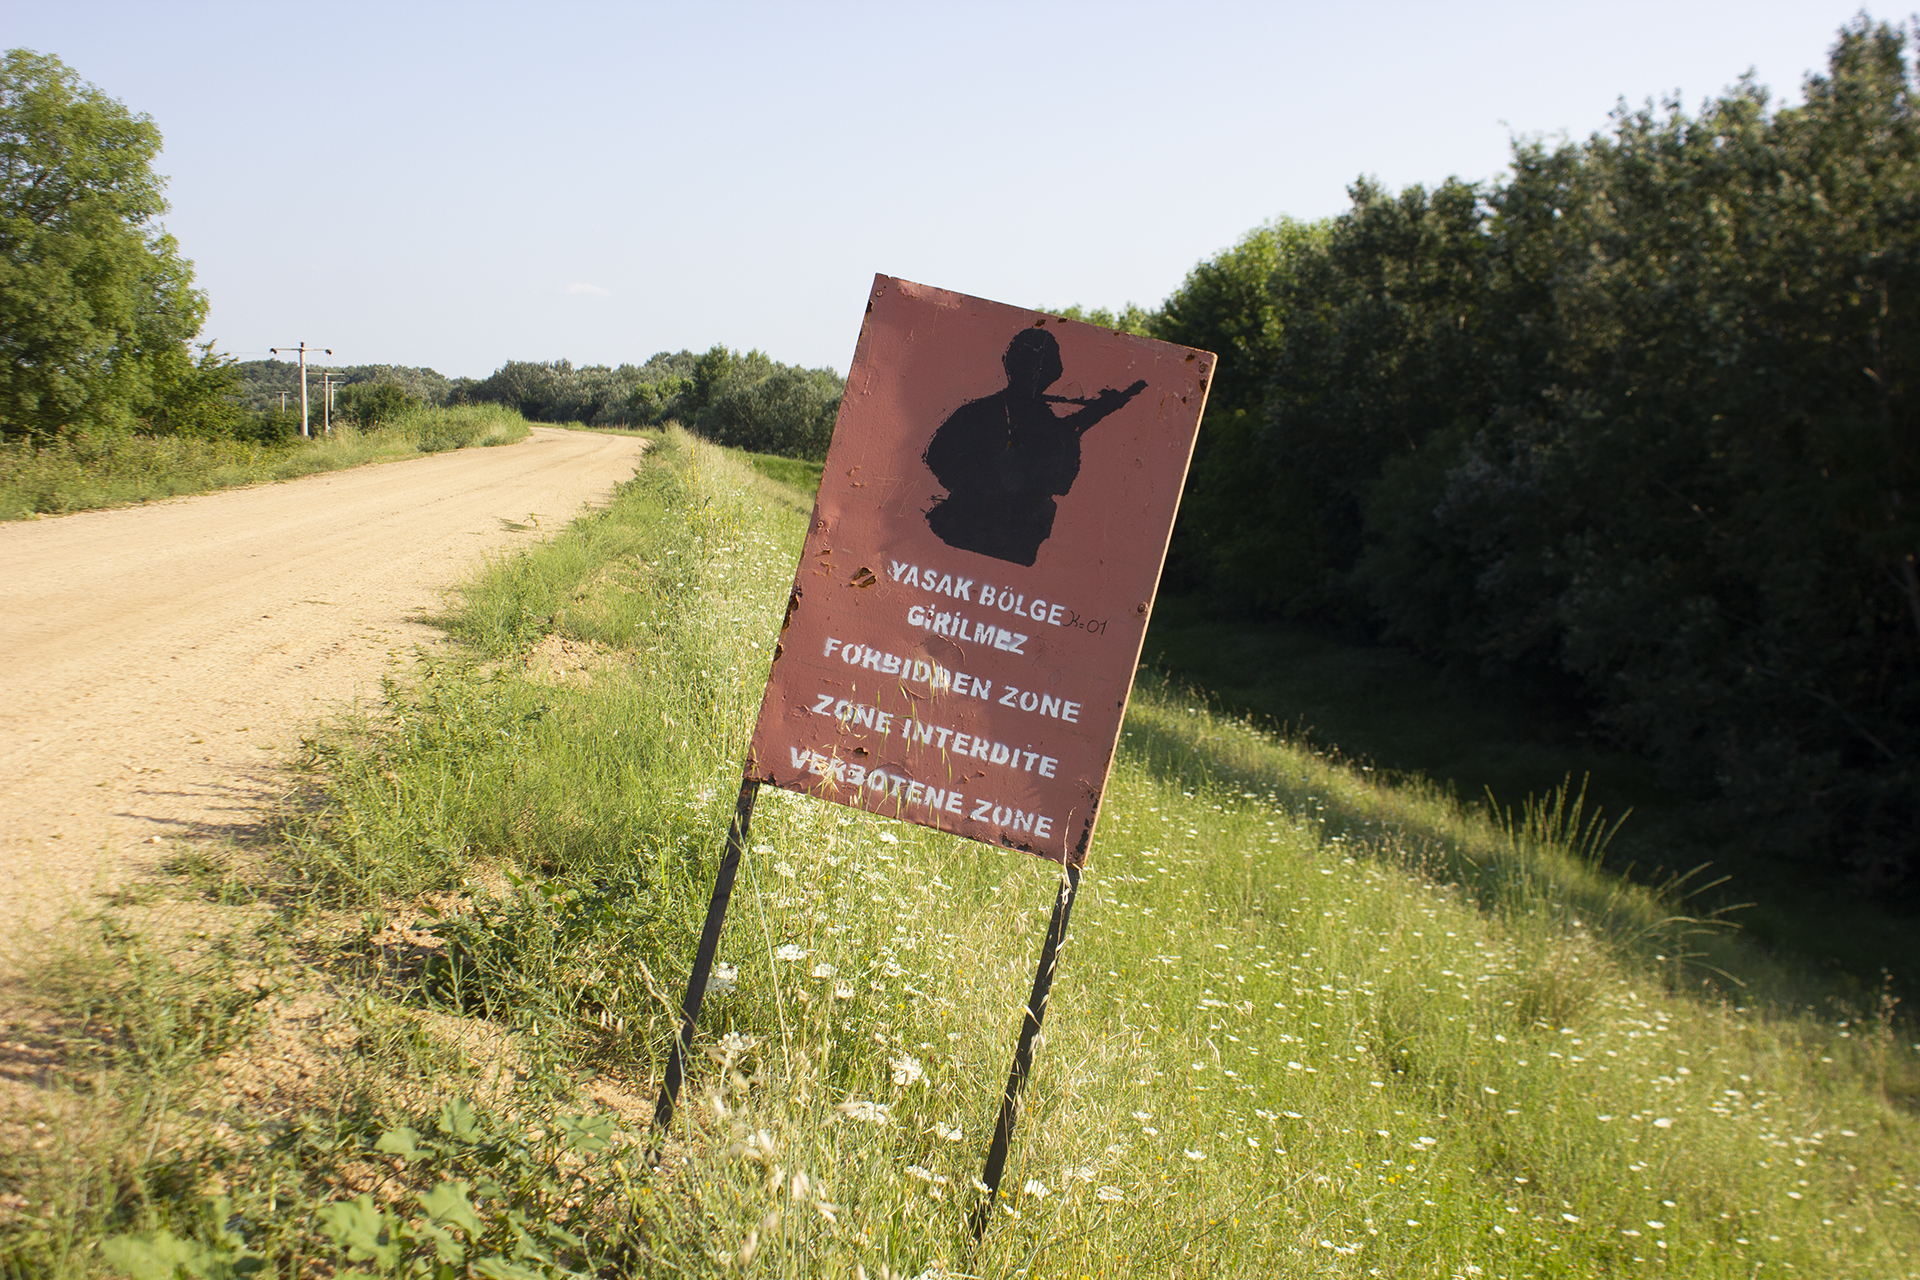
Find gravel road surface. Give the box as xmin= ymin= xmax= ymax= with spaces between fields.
xmin=0 ymin=426 xmax=645 ymax=927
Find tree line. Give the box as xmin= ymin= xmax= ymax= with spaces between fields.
xmin=448 ymin=347 xmax=844 ymax=460
xmin=2 ymin=48 xmax=844 ymax=461
xmin=1124 ymin=17 xmax=1918 ymax=894
xmin=230 ymin=349 xmax=847 ymax=458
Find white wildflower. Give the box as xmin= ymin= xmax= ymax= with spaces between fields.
xmin=891 ymin=1054 xmax=925 ymax=1087
xmin=811 ymin=962 xmax=836 ymax=978
xmin=836 ymin=1100 xmax=892 ymax=1126
xmin=773 ymin=944 xmax=808 ymax=962
xmin=933 ymin=1122 xmax=964 ymax=1142
xmin=774 ymin=861 xmax=796 ymax=878
xmin=1653 ymin=1117 xmax=1674 ymax=1129
xmin=706 ymin=963 xmax=738 ymax=994
xmin=716 ymin=1031 xmax=758 ymax=1058
xmin=1096 ymin=1185 xmax=1125 ymax=1203
xmin=1023 ymin=1179 xmax=1049 ymax=1198
xmin=834 ymin=980 xmax=856 ymax=1000
xmin=1185 ymin=1149 xmax=1206 ymax=1161
xmin=879 ymin=832 xmax=899 ymax=844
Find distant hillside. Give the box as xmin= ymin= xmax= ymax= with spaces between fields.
xmin=232 ymin=361 xmax=454 ymax=414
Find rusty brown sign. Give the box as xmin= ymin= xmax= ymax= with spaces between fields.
xmin=746 ymin=275 xmax=1213 ymax=865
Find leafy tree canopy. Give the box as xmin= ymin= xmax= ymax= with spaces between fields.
xmin=0 ymin=49 xmax=206 ymax=439
xmin=1158 ymin=16 xmax=1920 ymax=891
xmin=1047 ymin=302 xmax=1154 ymax=337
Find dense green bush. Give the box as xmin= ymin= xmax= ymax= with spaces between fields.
xmin=1157 ymin=17 xmax=1920 ymax=892
xmin=691 ymin=352 xmax=840 ymax=460
xmin=335 ymin=381 xmax=415 ymax=427
xmin=1146 ymin=218 xmax=1330 ymax=603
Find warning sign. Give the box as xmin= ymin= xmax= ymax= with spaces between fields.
xmin=746 ymin=275 xmax=1213 ymax=864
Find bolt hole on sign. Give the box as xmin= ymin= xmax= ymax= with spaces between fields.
xmin=748 ymin=276 xmax=1213 ymax=864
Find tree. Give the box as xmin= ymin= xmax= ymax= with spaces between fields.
xmin=1145 ymin=218 xmax=1328 ymax=596
xmin=1151 ymin=217 xmax=1326 ymax=417
xmin=143 ymin=340 xmax=244 ymax=438
xmin=697 ymin=363 xmax=842 ymax=460
xmin=0 ymin=49 xmax=206 ymax=439
xmin=1149 ymin=16 xmax=1919 ymax=890
xmin=1344 ymin=19 xmax=1920 ymax=886
xmin=1048 ymin=302 xmax=1154 ymax=336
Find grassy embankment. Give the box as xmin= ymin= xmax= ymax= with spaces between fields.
xmin=1141 ymin=599 xmax=1920 ymax=1009
xmin=5 ymin=429 xmax=1918 ymax=1277
xmin=0 ymin=404 xmax=531 ymax=520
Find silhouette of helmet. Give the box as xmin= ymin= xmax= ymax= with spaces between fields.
xmin=1002 ymin=330 xmax=1064 ymax=395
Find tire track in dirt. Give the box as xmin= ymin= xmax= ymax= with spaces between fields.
xmin=0 ymin=426 xmax=645 ymax=927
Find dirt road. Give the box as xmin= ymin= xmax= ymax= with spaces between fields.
xmin=0 ymin=427 xmax=646 ymax=926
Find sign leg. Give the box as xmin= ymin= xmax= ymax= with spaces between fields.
xmin=969 ymin=861 xmax=1083 ymax=1240
xmin=652 ymin=778 xmax=760 ymax=1135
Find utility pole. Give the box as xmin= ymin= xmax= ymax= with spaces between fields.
xmin=318 ymin=372 xmax=343 ymax=434
xmin=270 ymin=342 xmax=331 ymax=438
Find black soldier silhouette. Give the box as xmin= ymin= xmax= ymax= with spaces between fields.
xmin=921 ymin=329 xmax=1146 ymax=566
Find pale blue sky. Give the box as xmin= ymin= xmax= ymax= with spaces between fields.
xmin=4 ymin=1 xmax=1878 ymax=376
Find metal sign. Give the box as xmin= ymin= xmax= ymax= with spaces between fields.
xmin=653 ymin=278 xmax=1213 ymax=1237
xmin=747 ymin=275 xmax=1213 ymax=864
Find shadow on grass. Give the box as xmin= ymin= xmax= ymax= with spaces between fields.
xmin=1140 ymin=597 xmax=1920 ymax=1009
xmin=1117 ymin=671 xmax=1920 ymax=1032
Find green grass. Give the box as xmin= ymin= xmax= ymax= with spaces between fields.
xmin=727 ymin=449 xmax=823 ymax=497
xmin=1141 ymin=596 xmax=1920 ymax=1010
xmin=0 ymin=403 xmax=531 ymax=520
xmin=8 ymin=429 xmax=1919 ymax=1278
xmin=557 ymin=420 xmax=824 ymax=498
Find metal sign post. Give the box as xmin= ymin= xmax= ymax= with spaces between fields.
xmin=652 ymin=779 xmax=758 ymax=1132
xmin=969 ymin=860 xmax=1080 ymax=1238
xmin=649 ymin=277 xmax=1211 ymax=1233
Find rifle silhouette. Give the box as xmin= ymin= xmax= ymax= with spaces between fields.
xmin=1041 ymin=379 xmax=1148 ymax=434
xmin=1040 ymin=379 xmax=1148 ymax=406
